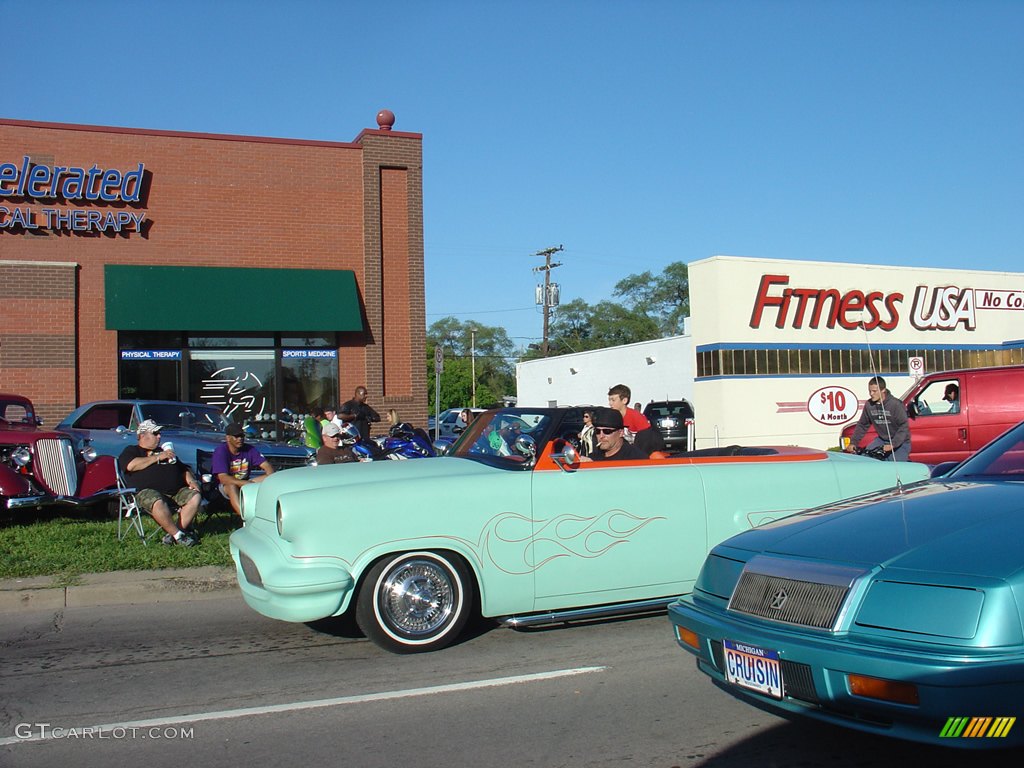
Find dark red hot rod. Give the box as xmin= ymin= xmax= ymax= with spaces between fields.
xmin=0 ymin=393 xmax=120 ymax=512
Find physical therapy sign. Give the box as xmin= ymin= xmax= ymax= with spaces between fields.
xmin=0 ymin=156 xmax=148 ymax=234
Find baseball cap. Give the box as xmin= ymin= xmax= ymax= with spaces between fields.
xmin=322 ymin=422 xmax=342 ymax=438
xmin=137 ymin=419 xmax=162 ymax=434
xmin=225 ymin=423 xmax=245 ymax=437
xmin=591 ymin=407 xmax=624 ymax=430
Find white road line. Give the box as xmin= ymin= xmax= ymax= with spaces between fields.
xmin=0 ymin=666 xmax=607 ymax=745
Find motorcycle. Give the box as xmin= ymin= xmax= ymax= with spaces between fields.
xmin=351 ymin=422 xmax=436 ymax=461
xmin=376 ymin=423 xmax=436 ymax=460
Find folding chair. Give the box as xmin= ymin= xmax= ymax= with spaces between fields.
xmin=115 ymin=463 xmax=160 ymax=544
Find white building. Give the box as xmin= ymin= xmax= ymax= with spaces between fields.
xmin=517 ymin=255 xmax=1024 ymax=449
xmin=515 ymin=326 xmax=694 ymax=408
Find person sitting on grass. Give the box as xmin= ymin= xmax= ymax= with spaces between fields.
xmin=118 ymin=419 xmax=201 ymax=547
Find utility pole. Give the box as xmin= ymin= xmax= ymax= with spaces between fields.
xmin=533 ymin=244 xmax=564 ymax=357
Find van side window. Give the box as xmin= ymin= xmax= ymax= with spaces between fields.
xmin=914 ymin=380 xmax=960 ymax=417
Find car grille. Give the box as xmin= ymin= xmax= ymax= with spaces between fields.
xmin=266 ymin=452 xmax=309 ymax=471
xmin=728 ymin=571 xmax=849 ymax=630
xmin=710 ymin=640 xmax=820 ymax=704
xmin=34 ymin=438 xmax=78 ymax=496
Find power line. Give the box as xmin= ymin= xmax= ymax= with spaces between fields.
xmin=425 ymin=306 xmax=536 ymax=317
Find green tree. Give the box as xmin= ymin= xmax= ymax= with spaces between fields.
xmin=541 ymin=299 xmax=660 ymax=357
xmin=427 ymin=318 xmax=515 ymax=412
xmin=613 ymin=261 xmax=690 ymax=336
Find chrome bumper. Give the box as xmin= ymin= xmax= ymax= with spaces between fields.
xmin=5 ymin=487 xmax=124 ymax=510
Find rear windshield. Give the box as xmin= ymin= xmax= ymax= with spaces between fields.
xmin=645 ymin=402 xmax=693 ymax=420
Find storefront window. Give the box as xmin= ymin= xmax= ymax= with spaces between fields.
xmin=281 ymin=334 xmax=334 ymax=347
xmin=120 ymin=354 xmax=181 ymax=400
xmin=188 ymin=334 xmax=274 ymax=348
xmin=119 ymin=333 xmax=340 ymax=425
xmin=189 ymin=350 xmax=276 ymax=421
xmin=281 ymin=350 xmax=339 ymax=412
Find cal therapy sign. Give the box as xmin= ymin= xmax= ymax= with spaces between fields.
xmin=0 ymin=156 xmax=147 ymax=234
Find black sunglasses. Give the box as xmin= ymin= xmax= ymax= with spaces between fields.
xmin=595 ymin=427 xmax=619 ymax=435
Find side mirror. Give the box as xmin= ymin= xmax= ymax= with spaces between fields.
xmin=513 ymin=434 xmax=537 ymax=461
xmin=115 ymin=425 xmax=131 ymax=435
xmin=550 ymin=438 xmax=581 ymax=472
xmin=907 ymin=402 xmax=918 ymax=419
xmin=930 ymin=461 xmax=959 ymax=478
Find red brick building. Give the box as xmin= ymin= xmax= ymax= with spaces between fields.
xmin=0 ymin=112 xmax=425 ymax=436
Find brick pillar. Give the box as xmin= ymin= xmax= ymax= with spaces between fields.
xmin=357 ymin=126 xmax=426 ymax=429
xmin=0 ymin=260 xmax=78 ymax=424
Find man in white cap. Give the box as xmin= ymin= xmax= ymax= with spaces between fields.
xmin=316 ymin=422 xmax=358 ymax=465
xmin=118 ymin=419 xmax=201 ymax=546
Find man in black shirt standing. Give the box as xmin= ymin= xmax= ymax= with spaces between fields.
xmin=339 ymin=385 xmax=380 ymax=441
xmin=118 ymin=419 xmax=201 ymax=546
xmin=581 ymin=408 xmax=649 ymax=462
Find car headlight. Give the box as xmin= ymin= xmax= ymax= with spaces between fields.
xmin=80 ymin=445 xmax=98 ymax=463
xmin=856 ymin=581 xmax=988 ymax=639
xmin=695 ymin=553 xmax=747 ymax=599
xmin=11 ymin=447 xmax=31 ymax=467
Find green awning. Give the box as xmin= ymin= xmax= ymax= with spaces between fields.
xmin=105 ymin=265 xmax=363 ymax=331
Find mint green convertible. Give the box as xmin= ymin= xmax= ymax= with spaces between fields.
xmin=230 ymin=408 xmax=929 ymax=653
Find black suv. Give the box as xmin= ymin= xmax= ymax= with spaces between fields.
xmin=643 ymin=400 xmax=695 ymax=451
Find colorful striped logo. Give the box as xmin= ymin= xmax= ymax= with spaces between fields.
xmin=940 ymin=716 xmax=1016 ymax=738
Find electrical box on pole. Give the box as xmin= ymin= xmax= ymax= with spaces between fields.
xmin=532 ymin=245 xmax=564 ymax=357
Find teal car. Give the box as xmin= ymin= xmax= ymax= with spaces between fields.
xmin=668 ymin=420 xmax=1024 ymax=748
xmin=230 ymin=407 xmax=928 ymax=653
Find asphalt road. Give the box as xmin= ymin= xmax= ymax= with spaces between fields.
xmin=1 ymin=598 xmax=1018 ymax=768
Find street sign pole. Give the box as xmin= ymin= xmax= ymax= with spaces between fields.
xmin=434 ymin=347 xmax=443 ymax=442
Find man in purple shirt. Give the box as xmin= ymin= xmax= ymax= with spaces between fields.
xmin=213 ymin=422 xmax=275 ymax=516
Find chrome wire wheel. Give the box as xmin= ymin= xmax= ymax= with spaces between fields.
xmin=356 ymin=551 xmax=474 ymax=653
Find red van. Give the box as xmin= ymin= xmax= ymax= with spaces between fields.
xmin=840 ymin=365 xmax=1024 ymax=465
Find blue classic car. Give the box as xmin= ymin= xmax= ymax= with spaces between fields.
xmin=668 ymin=420 xmax=1024 ymax=749
xmin=229 ymin=407 xmax=928 ymax=653
xmin=57 ymin=401 xmax=313 ymax=483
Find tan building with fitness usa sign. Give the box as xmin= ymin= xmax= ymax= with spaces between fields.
xmin=690 ymin=255 xmax=1024 ymax=450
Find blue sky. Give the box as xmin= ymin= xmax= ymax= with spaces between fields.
xmin=5 ymin=0 xmax=1021 ymax=350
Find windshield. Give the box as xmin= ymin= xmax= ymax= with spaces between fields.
xmin=950 ymin=422 xmax=1024 ymax=479
xmin=139 ymin=403 xmax=232 ymax=433
xmin=450 ymin=410 xmax=554 ymax=468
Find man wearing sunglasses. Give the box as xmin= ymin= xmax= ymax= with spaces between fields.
xmin=213 ymin=422 xmax=275 ymax=515
xmin=119 ymin=419 xmax=201 ymax=546
xmin=580 ymin=408 xmax=649 ymax=462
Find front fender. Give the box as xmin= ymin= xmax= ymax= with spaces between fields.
xmin=0 ymin=463 xmax=33 ymax=496
xmin=79 ymin=455 xmax=118 ymax=496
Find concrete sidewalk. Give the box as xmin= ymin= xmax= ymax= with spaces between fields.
xmin=0 ymin=566 xmax=238 ymax=613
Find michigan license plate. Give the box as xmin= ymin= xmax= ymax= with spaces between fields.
xmin=723 ymin=639 xmax=783 ymax=698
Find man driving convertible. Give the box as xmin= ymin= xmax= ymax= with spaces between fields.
xmin=580 ymin=408 xmax=649 ymax=462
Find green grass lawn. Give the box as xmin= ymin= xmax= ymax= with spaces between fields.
xmin=0 ymin=508 xmax=236 ymax=580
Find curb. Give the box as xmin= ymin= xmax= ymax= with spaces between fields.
xmin=0 ymin=566 xmax=239 ymax=613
